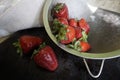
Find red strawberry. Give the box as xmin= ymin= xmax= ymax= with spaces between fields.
xmin=52 ymin=18 xmax=68 ymax=34
xmin=13 ymin=35 xmax=43 ymax=55
xmin=33 ymin=44 xmax=58 ymax=71
xmin=69 ymin=18 xmax=78 ymax=27
xmin=52 ymin=3 xmax=69 ymax=19
xmin=59 ymin=25 xmax=75 ymax=44
xmin=57 ymin=17 xmax=68 ymax=25
xmin=74 ymin=27 xmax=82 ymax=39
xmin=78 ymin=18 xmax=90 ymax=34
xmin=80 ymin=41 xmax=91 ymax=52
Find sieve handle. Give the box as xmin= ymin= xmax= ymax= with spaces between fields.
xmin=83 ymin=58 xmax=105 ymax=78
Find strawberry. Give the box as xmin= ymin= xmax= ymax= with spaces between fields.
xmin=68 ymin=18 xmax=82 ymax=39
xmin=51 ymin=18 xmax=68 ymax=34
xmin=58 ymin=25 xmax=75 ymax=44
xmin=69 ymin=18 xmax=78 ymax=27
xmin=80 ymin=41 xmax=91 ymax=52
xmin=33 ymin=43 xmax=58 ymax=71
xmin=57 ymin=17 xmax=68 ymax=25
xmin=78 ymin=18 xmax=90 ymax=34
xmin=13 ymin=35 xmax=43 ymax=55
xmin=52 ymin=3 xmax=69 ymax=19
xmin=74 ymin=27 xmax=82 ymax=39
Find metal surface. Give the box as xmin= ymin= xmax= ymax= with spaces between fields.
xmin=43 ymin=0 xmax=120 ymax=59
xmin=88 ymin=0 xmax=120 ymax=13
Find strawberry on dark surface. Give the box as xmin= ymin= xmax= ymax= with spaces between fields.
xmin=78 ymin=18 xmax=90 ymax=34
xmin=33 ymin=43 xmax=58 ymax=71
xmin=52 ymin=3 xmax=69 ymax=19
xmin=13 ymin=35 xmax=43 ymax=55
xmin=0 ymin=27 xmax=119 ymax=80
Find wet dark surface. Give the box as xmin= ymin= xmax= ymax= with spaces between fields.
xmin=0 ymin=27 xmax=120 ymax=80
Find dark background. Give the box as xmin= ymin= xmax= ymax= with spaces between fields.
xmin=0 ymin=27 xmax=120 ymax=80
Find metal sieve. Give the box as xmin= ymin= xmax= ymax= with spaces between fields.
xmin=43 ymin=0 xmax=120 ymax=78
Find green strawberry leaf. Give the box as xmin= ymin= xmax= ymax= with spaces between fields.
xmin=67 ymin=38 xmax=81 ymax=52
xmin=81 ymin=31 xmax=88 ymax=42
xmin=13 ymin=40 xmax=23 ymax=56
xmin=52 ymin=19 xmax=61 ymax=34
xmin=54 ymin=3 xmax=64 ymax=13
xmin=31 ymin=42 xmax=46 ymax=59
xmin=57 ymin=25 xmax=67 ymax=42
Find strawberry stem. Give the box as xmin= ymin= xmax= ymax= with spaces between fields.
xmin=31 ymin=42 xmax=46 ymax=59
xmin=81 ymin=31 xmax=88 ymax=42
xmin=52 ymin=19 xmax=61 ymax=34
xmin=38 ymin=42 xmax=46 ymax=50
xmin=54 ymin=3 xmax=64 ymax=13
xmin=56 ymin=25 xmax=67 ymax=42
xmin=67 ymin=39 xmax=81 ymax=52
xmin=13 ymin=40 xmax=23 ymax=56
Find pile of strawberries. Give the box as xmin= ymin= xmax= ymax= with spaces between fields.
xmin=51 ymin=3 xmax=91 ymax=52
xmin=13 ymin=35 xmax=58 ymax=71
xmin=13 ymin=3 xmax=91 ymax=72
